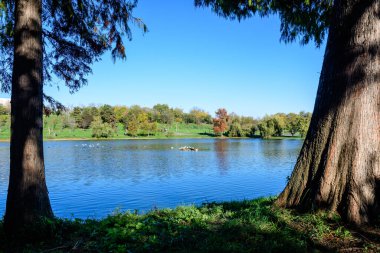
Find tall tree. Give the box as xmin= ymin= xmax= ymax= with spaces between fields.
xmin=197 ymin=0 xmax=380 ymax=225
xmin=0 ymin=0 xmax=146 ymax=233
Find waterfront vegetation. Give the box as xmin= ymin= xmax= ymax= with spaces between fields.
xmin=0 ymin=104 xmax=311 ymax=140
xmin=1 ymin=197 xmax=379 ymax=252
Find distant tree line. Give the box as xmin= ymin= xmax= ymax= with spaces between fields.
xmin=0 ymin=103 xmax=311 ymax=139
xmin=213 ymin=108 xmax=311 ymax=138
xmin=65 ymin=104 xmax=213 ymax=138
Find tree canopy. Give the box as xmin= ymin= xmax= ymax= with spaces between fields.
xmin=195 ymin=0 xmax=333 ymax=46
xmin=0 ymin=0 xmax=147 ymax=96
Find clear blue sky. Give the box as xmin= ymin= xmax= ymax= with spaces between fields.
xmin=4 ymin=0 xmax=326 ymax=118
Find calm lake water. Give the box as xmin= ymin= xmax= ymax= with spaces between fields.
xmin=0 ymin=139 xmax=302 ymax=219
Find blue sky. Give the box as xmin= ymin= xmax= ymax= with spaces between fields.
xmin=3 ymin=0 xmax=326 ymax=118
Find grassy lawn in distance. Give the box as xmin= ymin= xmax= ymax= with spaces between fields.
xmin=0 ymin=123 xmax=215 ymax=140
xmin=0 ymin=123 xmax=306 ymax=141
xmin=1 ymin=197 xmax=379 ymax=252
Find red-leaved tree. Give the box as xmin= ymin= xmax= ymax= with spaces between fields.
xmin=213 ymin=108 xmax=229 ymax=136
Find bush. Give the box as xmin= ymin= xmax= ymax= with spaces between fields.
xmin=258 ymin=118 xmax=276 ymax=139
xmin=91 ymin=116 xmax=115 ymax=138
xmin=227 ymin=121 xmax=243 ymax=137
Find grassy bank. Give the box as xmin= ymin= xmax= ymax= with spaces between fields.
xmin=0 ymin=123 xmax=304 ymax=141
xmin=0 ymin=123 xmax=215 ymax=141
xmin=1 ymin=198 xmax=379 ymax=252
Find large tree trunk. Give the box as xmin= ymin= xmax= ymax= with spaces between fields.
xmin=4 ymin=0 xmax=53 ymax=234
xmin=276 ymin=0 xmax=380 ymax=225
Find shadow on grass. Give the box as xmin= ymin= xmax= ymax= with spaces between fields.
xmin=198 ymin=132 xmax=216 ymax=137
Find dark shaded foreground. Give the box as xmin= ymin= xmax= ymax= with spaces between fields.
xmin=1 ymin=198 xmax=379 ymax=252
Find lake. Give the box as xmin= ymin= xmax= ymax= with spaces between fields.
xmin=0 ymin=138 xmax=302 ymax=219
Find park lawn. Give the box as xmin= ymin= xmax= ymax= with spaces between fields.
xmin=0 ymin=118 xmax=306 ymax=141
xmin=0 ymin=123 xmax=214 ymax=141
xmin=1 ymin=197 xmax=379 ymax=252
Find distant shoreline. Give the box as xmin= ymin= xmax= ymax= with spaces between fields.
xmin=0 ymin=136 xmax=216 ymax=142
xmin=0 ymin=135 xmax=303 ymax=142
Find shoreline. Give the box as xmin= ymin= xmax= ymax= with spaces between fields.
xmin=0 ymin=136 xmax=303 ymax=142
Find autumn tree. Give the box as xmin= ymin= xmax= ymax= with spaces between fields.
xmin=197 ymin=0 xmax=380 ymax=225
xmin=213 ymin=108 xmax=229 ymax=136
xmin=0 ymin=0 xmax=146 ymax=233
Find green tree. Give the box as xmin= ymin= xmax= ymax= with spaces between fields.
xmin=198 ymin=0 xmax=379 ymax=225
xmin=80 ymin=107 xmax=95 ymax=129
xmin=227 ymin=120 xmax=243 ymax=137
xmin=273 ymin=113 xmax=286 ymax=137
xmin=137 ymin=112 xmax=150 ymax=135
xmin=62 ymin=112 xmax=76 ymax=130
xmin=297 ymin=111 xmax=311 ymax=138
xmin=286 ymin=113 xmax=301 ymax=136
xmin=123 ymin=105 xmax=144 ymax=132
xmin=153 ymin=104 xmax=174 ymax=124
xmin=71 ymin=107 xmax=83 ymax=127
xmin=0 ymin=0 xmax=146 ymax=232
xmin=100 ymin=104 xmax=116 ymax=126
xmin=0 ymin=115 xmax=9 ymax=132
xmin=149 ymin=122 xmax=158 ymax=136
xmin=188 ymin=108 xmax=212 ymax=124
xmin=240 ymin=116 xmax=258 ymax=136
xmin=91 ymin=116 xmax=115 ymax=138
xmin=114 ymin=106 xmax=128 ymax=123
xmin=127 ymin=115 xmax=139 ymax=137
xmin=258 ymin=116 xmax=276 ymax=139
xmin=49 ymin=115 xmax=60 ymax=136
xmin=172 ymin=108 xmax=184 ymax=124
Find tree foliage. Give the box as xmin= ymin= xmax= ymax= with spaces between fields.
xmin=0 ymin=0 xmax=147 ymax=97
xmin=100 ymin=104 xmax=116 ymax=126
xmin=91 ymin=116 xmax=115 ymax=138
xmin=194 ymin=0 xmax=333 ymax=47
xmin=152 ymin=104 xmax=174 ymax=124
xmin=227 ymin=120 xmax=243 ymax=137
xmin=213 ymin=108 xmax=229 ymax=136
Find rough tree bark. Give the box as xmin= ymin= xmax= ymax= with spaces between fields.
xmin=4 ymin=0 xmax=53 ymax=233
xmin=276 ymin=0 xmax=380 ymax=225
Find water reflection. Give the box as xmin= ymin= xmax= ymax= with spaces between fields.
xmin=0 ymin=139 xmax=302 ymax=218
xmin=214 ymin=139 xmax=229 ymax=175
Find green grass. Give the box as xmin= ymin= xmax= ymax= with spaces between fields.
xmin=0 ymin=116 xmax=306 ymax=141
xmin=1 ymin=197 xmax=378 ymax=252
xmin=0 ymin=122 xmax=214 ymax=141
